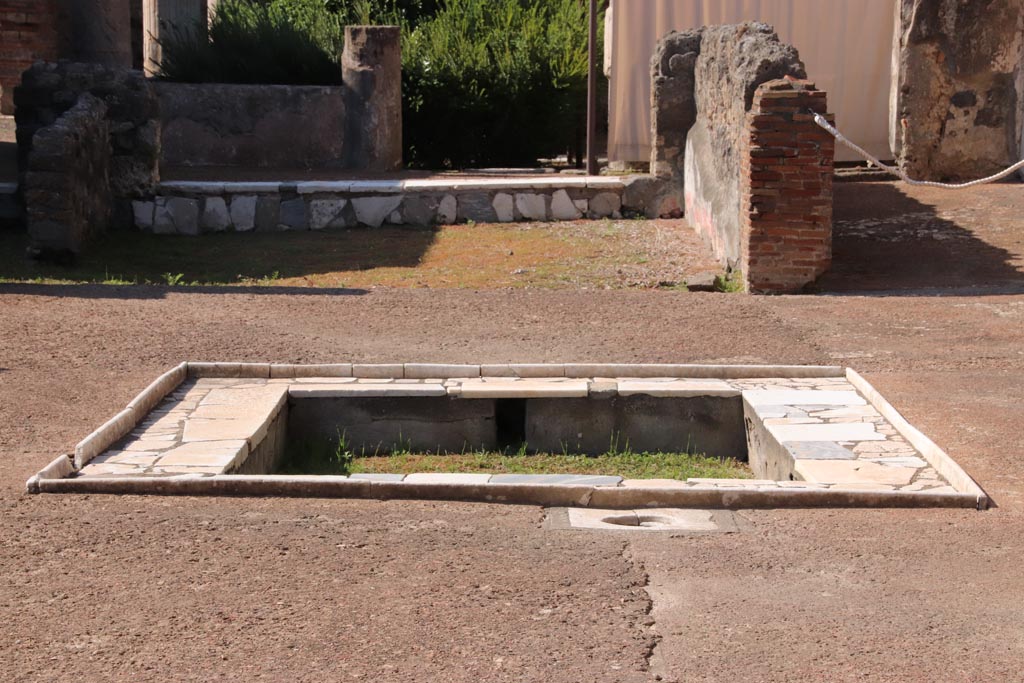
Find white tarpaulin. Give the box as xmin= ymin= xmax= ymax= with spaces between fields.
xmin=607 ymin=0 xmax=897 ymax=163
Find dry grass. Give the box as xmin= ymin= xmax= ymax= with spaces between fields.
xmin=0 ymin=219 xmax=721 ymax=290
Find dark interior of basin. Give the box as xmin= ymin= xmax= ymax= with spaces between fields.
xmin=282 ymin=395 xmax=749 ymax=459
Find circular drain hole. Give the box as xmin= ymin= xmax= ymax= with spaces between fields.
xmin=601 ymin=514 xmax=677 ymax=528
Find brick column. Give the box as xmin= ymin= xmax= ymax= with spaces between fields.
xmin=0 ymin=0 xmax=60 ymax=114
xmin=741 ymin=78 xmax=834 ymax=294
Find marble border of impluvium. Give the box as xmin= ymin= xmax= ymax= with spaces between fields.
xmin=25 ymin=362 xmax=990 ymax=510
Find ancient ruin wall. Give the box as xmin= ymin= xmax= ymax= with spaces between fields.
xmin=15 ymin=61 xmax=161 ymax=227
xmin=683 ymin=23 xmax=806 ymax=272
xmin=25 ymin=94 xmax=112 ymax=258
xmin=666 ymin=23 xmax=832 ymax=293
xmin=156 ymin=83 xmax=349 ymax=169
xmin=156 ymin=25 xmax=401 ymax=171
xmin=891 ymin=0 xmax=1024 ymax=181
xmin=650 ymin=28 xmax=702 ymax=180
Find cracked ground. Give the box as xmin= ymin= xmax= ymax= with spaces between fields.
xmin=2 ymin=181 xmax=1023 ymax=681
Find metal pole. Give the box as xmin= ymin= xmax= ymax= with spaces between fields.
xmin=586 ymin=0 xmax=599 ymax=176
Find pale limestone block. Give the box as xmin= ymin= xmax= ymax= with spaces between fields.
xmin=404 ymin=363 xmax=480 ymax=379
xmin=794 ymin=460 xmax=918 ymax=487
xmin=492 ymin=193 xmax=515 ymax=222
xmin=308 ymin=199 xmax=348 ymax=230
xmin=201 ymin=197 xmax=231 ymax=232
xmin=455 ymin=379 xmax=589 ymax=398
xmin=616 ymin=379 xmax=739 ymax=398
xmin=479 ymin=364 xmax=565 ymax=378
xmin=270 ymin=363 xmax=353 ymax=378
xmin=353 ymin=363 xmax=404 ymax=378
xmin=403 ymin=473 xmax=491 ymax=485
xmin=772 ymin=423 xmax=884 ymax=442
xmin=288 ymin=384 xmax=446 ymax=398
xmin=78 ymin=462 xmax=145 ymax=476
xmin=230 ymin=195 xmax=257 ymax=231
xmin=808 ymin=405 xmax=879 ymax=418
xmin=744 ymin=390 xmax=867 ymax=407
xmin=133 ymin=200 xmax=154 ymax=230
xmin=588 ymin=192 xmax=621 ymax=218
xmin=352 ymin=196 xmax=402 ymax=227
xmin=515 ymin=193 xmax=547 ymax=221
xmin=620 ymin=479 xmax=690 ymax=488
xmin=550 ymin=189 xmax=582 ymax=220
xmin=437 ymin=195 xmax=457 ymax=224
xmin=864 ymin=456 xmax=929 ymax=468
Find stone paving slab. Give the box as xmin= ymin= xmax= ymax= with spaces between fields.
xmin=489 ymin=474 xmax=623 ymax=486
xmin=37 ymin=364 xmax=988 ymax=508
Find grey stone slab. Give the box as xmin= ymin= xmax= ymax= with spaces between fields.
xmin=255 ymin=195 xmax=280 ymax=231
xmin=403 ymin=473 xmax=491 ymax=485
xmin=489 ymin=474 xmax=622 ymax=486
xmin=348 ymin=473 xmax=406 ymax=482
xmin=167 ymin=197 xmax=200 ymax=235
xmin=588 ymin=191 xmax=622 ymax=218
xmin=278 ymin=198 xmax=307 ymax=230
xmin=133 ymin=200 xmax=154 ymax=229
xmin=200 ymin=197 xmax=230 ymax=232
xmin=785 ymin=441 xmax=857 ymax=460
xmin=401 ymin=195 xmax=439 ymax=226
xmin=229 ymin=195 xmax=257 ymax=231
xmin=457 ymin=193 xmax=498 ymax=223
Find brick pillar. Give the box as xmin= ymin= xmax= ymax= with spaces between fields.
xmin=0 ymin=0 xmax=61 ymax=114
xmin=741 ymin=78 xmax=834 ymax=294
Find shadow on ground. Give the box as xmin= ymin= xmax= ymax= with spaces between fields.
xmin=0 ymin=228 xmax=436 ymax=294
xmin=819 ymin=181 xmax=1024 ymax=295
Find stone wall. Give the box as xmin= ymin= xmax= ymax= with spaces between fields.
xmin=891 ymin=0 xmax=1024 ymax=181
xmin=684 ymin=23 xmax=806 ymax=272
xmin=15 ymin=61 xmax=160 ymax=217
xmin=25 ymin=94 xmax=111 ymax=258
xmin=156 ymin=83 xmax=348 ymax=169
xmin=156 ymin=25 xmax=401 ymax=172
xmin=650 ymin=28 xmax=702 ymax=181
xmin=133 ymin=177 xmax=636 ymax=232
xmin=0 ymin=0 xmax=61 ymax=114
xmin=664 ymin=22 xmax=832 ymax=293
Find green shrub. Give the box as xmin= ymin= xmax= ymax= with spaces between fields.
xmin=402 ymin=0 xmax=597 ymax=168
xmin=158 ymin=0 xmax=345 ymax=84
xmin=158 ymin=0 xmax=602 ymax=168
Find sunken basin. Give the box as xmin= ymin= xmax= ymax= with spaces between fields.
xmin=26 ymin=363 xmax=989 ymax=510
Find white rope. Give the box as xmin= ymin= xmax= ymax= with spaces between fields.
xmin=812 ymin=113 xmax=1024 ymax=190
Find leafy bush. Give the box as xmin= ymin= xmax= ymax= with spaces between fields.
xmin=159 ymin=0 xmax=601 ymax=168
xmin=402 ymin=0 xmax=595 ymax=168
xmin=158 ymin=0 xmax=345 ymax=85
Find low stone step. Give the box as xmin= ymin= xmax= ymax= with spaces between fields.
xmin=132 ymin=175 xmax=671 ymax=233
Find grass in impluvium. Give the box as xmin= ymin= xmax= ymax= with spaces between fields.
xmin=278 ymin=433 xmax=752 ymax=480
xmin=0 ymin=219 xmax=713 ymax=290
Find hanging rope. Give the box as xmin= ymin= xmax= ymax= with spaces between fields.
xmin=812 ymin=113 xmax=1024 ymax=190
